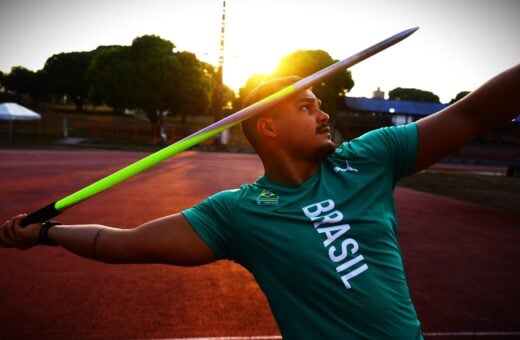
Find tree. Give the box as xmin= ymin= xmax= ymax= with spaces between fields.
xmin=237 ymin=51 xmax=354 ymax=118
xmin=43 ymin=51 xmax=93 ymax=111
xmin=3 ymin=66 xmax=36 ymax=97
xmin=87 ymin=36 xmax=180 ymax=130
xmin=388 ymin=87 xmax=440 ymax=103
xmin=450 ymin=91 xmax=470 ymax=104
xmin=128 ymin=35 xmax=181 ymax=129
xmin=1 ymin=67 xmax=48 ymax=103
xmin=0 ymin=70 xmax=4 ymax=101
xmin=27 ymin=70 xmax=48 ymax=104
xmin=221 ymin=83 xmax=236 ymax=113
xmin=272 ymin=50 xmax=354 ymax=116
xmin=174 ymin=52 xmax=215 ymax=123
xmin=87 ymin=45 xmax=136 ymax=113
xmin=236 ymin=73 xmax=270 ymax=109
xmin=87 ymin=35 xmax=217 ymax=138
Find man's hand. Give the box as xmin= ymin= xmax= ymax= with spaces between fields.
xmin=0 ymin=214 xmax=40 ymax=250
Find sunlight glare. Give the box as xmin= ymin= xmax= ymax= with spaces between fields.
xmin=217 ymin=0 xmax=303 ymax=93
xmin=223 ymin=50 xmax=281 ymax=92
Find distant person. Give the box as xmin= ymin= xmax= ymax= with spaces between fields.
xmin=2 ymin=63 xmax=519 ymax=339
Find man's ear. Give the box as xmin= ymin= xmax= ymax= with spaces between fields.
xmin=257 ymin=117 xmax=277 ymax=138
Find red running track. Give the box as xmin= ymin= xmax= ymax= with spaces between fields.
xmin=1 ymin=150 xmax=519 ymax=339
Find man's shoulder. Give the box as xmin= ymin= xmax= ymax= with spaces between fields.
xmin=209 ymin=179 xmax=284 ymax=210
xmin=211 ymin=182 xmax=264 ymax=204
xmin=332 ymin=124 xmax=417 ymax=157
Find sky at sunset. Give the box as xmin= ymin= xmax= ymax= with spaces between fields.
xmin=1 ymin=0 xmax=518 ymax=103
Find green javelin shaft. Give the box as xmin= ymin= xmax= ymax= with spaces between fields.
xmin=21 ymin=27 xmax=419 ymax=226
xmin=56 ymin=85 xmax=295 ymax=211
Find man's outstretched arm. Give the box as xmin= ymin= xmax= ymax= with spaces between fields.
xmin=413 ymin=63 xmax=520 ymax=172
xmin=0 ymin=213 xmax=216 ymax=266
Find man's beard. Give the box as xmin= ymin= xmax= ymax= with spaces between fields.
xmin=312 ymin=140 xmax=337 ymax=162
xmin=312 ymin=124 xmax=337 ymax=162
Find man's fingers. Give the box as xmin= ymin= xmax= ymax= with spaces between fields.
xmin=7 ymin=214 xmax=25 ymax=240
xmin=0 ymin=219 xmax=10 ymax=246
xmin=0 ymin=213 xmax=31 ymax=248
xmin=4 ymin=218 xmax=17 ymax=242
xmin=13 ymin=213 xmax=27 ymax=224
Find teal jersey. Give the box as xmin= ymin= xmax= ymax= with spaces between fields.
xmin=183 ymin=123 xmax=422 ymax=339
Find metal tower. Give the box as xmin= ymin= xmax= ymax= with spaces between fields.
xmin=212 ymin=0 xmax=226 ymax=122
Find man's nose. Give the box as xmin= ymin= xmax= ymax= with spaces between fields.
xmin=317 ymin=109 xmax=330 ymax=123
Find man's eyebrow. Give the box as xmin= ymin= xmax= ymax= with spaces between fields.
xmin=295 ymin=97 xmax=321 ymax=105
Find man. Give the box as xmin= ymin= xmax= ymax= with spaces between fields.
xmin=1 ymin=64 xmax=519 ymax=339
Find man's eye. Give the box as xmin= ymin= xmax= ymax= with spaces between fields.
xmin=300 ymin=105 xmax=310 ymax=111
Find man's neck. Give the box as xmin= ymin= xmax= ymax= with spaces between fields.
xmin=262 ymin=157 xmax=321 ymax=186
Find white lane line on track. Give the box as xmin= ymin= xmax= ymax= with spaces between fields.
xmin=166 ymin=337 xmax=282 ymax=340
xmin=424 ymin=332 xmax=520 ymax=337
xmin=164 ymin=332 xmax=520 ymax=340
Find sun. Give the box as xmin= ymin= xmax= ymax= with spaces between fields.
xmin=222 ymin=49 xmax=283 ymax=93
xmin=218 ymin=4 xmax=295 ymax=93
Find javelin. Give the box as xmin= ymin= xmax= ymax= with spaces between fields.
xmin=21 ymin=27 xmax=419 ymax=227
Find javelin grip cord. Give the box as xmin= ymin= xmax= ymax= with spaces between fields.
xmin=20 ymin=202 xmax=60 ymax=227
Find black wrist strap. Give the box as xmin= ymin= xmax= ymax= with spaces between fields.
xmin=39 ymin=220 xmax=61 ymax=246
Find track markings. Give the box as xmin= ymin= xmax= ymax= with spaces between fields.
xmin=167 ymin=332 xmax=520 ymax=339
xmin=168 ymin=337 xmax=282 ymax=340
xmin=424 ymin=331 xmax=520 ymax=337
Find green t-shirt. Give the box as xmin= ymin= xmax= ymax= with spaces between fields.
xmin=183 ymin=123 xmax=423 ymax=339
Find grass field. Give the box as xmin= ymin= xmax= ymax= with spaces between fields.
xmin=399 ymin=170 xmax=520 ymax=214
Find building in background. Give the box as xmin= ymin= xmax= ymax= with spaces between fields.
xmin=334 ymin=89 xmax=519 ymax=174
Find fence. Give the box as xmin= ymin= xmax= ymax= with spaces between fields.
xmin=0 ymin=112 xmax=254 ymax=151
xmin=0 ymin=113 xmax=180 ymax=147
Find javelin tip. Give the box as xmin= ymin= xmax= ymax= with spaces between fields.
xmin=403 ymin=26 xmax=420 ymax=36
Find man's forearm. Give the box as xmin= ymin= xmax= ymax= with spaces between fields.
xmin=457 ymin=63 xmax=520 ymax=131
xmin=413 ymin=63 xmax=519 ymax=172
xmin=2 ymin=213 xmax=215 ymax=265
xmin=47 ymin=224 xmax=134 ymax=263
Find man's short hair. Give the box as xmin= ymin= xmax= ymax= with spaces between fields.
xmin=241 ymin=76 xmax=302 ymax=109
xmin=241 ymin=76 xmax=301 ymax=148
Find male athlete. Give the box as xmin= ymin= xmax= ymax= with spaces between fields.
xmin=1 ymin=63 xmax=519 ymax=339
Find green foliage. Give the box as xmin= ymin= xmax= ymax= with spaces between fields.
xmin=221 ymin=84 xmax=236 ymax=112
xmin=86 ymin=35 xmax=216 ymax=134
xmin=273 ymin=50 xmax=354 ymax=116
xmin=237 ymin=50 xmax=354 ymax=117
xmin=1 ymin=66 xmax=48 ymax=103
xmin=274 ymin=50 xmax=331 ymax=77
xmin=127 ymin=35 xmax=180 ymax=124
xmin=43 ymin=51 xmax=93 ymax=111
xmin=174 ymin=52 xmax=215 ymax=122
xmin=388 ymin=87 xmax=440 ymax=103
xmin=449 ymin=91 xmax=470 ymax=104
xmin=236 ymin=73 xmax=270 ymax=109
xmin=87 ymin=45 xmax=134 ymax=112
xmin=3 ymin=66 xmax=36 ymax=96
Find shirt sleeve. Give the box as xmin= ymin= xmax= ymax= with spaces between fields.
xmin=343 ymin=123 xmax=418 ymax=184
xmin=182 ymin=189 xmax=240 ymax=260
